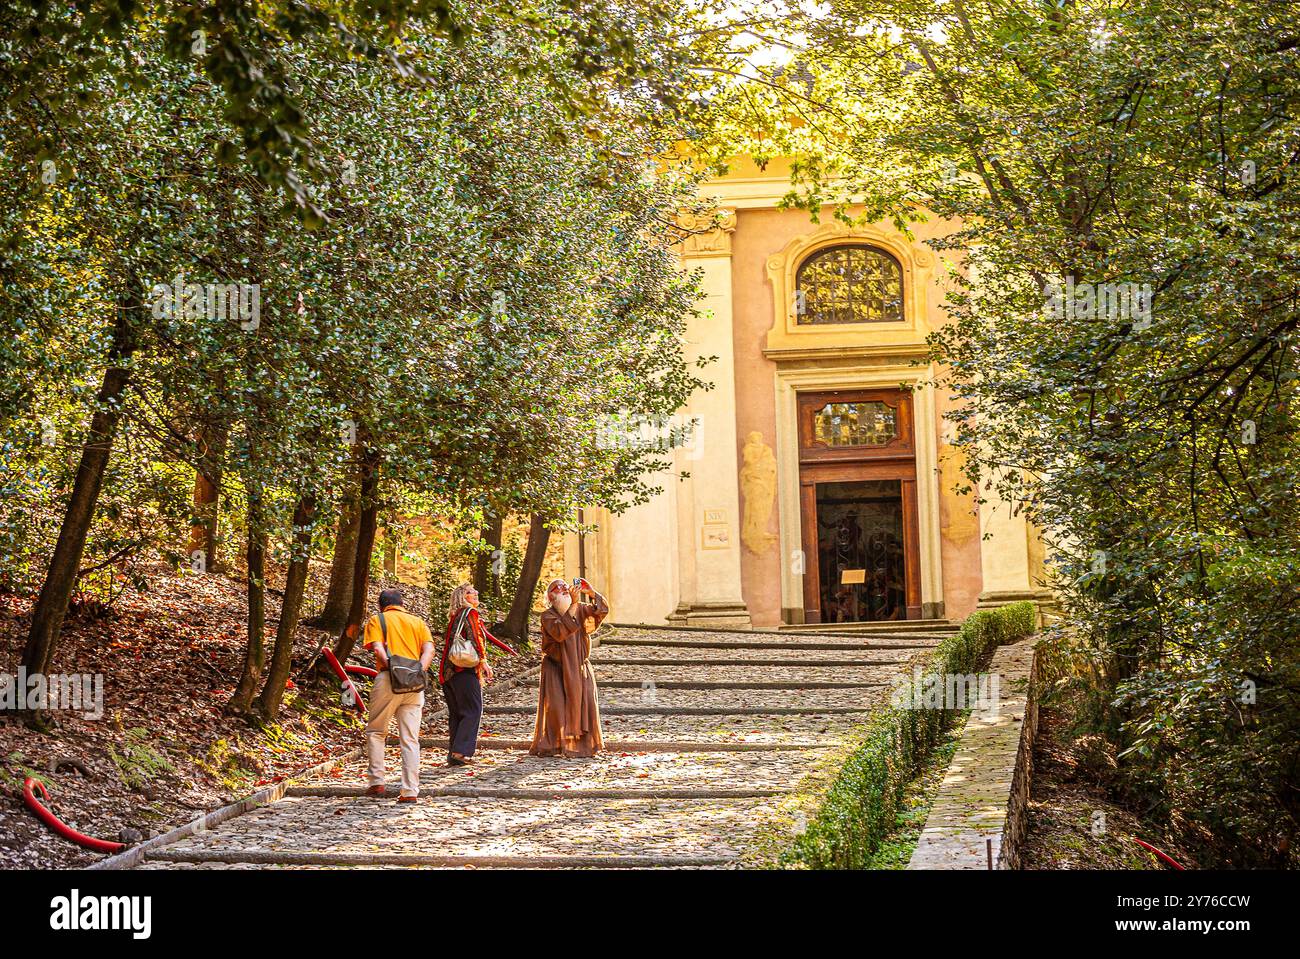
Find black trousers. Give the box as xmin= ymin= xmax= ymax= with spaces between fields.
xmin=442 ymin=669 xmax=483 ymax=757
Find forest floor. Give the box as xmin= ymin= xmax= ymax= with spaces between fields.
xmin=1021 ymin=701 xmax=1196 ymax=870
xmin=0 ymin=561 xmax=538 ymax=869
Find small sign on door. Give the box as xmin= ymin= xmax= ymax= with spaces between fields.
xmin=840 ymin=568 xmax=866 ymax=585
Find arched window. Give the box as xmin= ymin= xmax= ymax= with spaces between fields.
xmin=794 ymin=244 xmax=903 ymax=325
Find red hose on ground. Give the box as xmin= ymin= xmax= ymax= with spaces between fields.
xmin=1133 ymin=837 xmax=1185 ymax=870
xmin=23 ymin=778 xmax=125 ymax=855
xmin=321 ymin=647 xmax=368 ymax=715
xmin=345 ymin=664 xmax=379 ymax=678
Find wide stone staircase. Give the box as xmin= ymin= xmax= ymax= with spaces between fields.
xmin=135 ymin=621 xmax=956 ymax=869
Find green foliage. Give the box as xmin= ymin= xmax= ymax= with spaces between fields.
xmin=423 ymin=567 xmax=466 ymax=631
xmin=422 ymin=521 xmax=527 ymax=627
xmin=192 ymin=737 xmax=257 ymax=793
xmin=108 ymin=725 xmax=175 ymax=791
xmin=0 ymin=5 xmax=721 ymax=694
xmin=864 ymin=732 xmax=962 ymax=869
xmin=482 ymin=538 xmax=525 ymax=621
xmin=719 ymin=0 xmax=1300 ymax=867
xmin=0 ymin=0 xmax=708 ymax=227
xmin=0 ymin=751 xmax=50 ymax=794
xmin=782 ymin=602 xmax=1035 ymax=869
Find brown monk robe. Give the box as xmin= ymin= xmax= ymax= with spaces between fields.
xmin=530 ymin=581 xmax=608 ymax=757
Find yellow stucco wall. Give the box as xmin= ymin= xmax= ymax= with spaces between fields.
xmin=727 ymin=202 xmax=984 ymax=625
xmin=729 ymin=206 xmax=789 ymax=625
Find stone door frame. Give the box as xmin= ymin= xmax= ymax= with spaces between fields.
xmin=774 ymin=361 xmax=945 ymax=624
xmin=796 ymin=387 xmax=923 ymax=622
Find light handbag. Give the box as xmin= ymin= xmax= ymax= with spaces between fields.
xmin=447 ymin=608 xmax=481 ymax=669
xmin=379 ymin=610 xmax=427 ymax=694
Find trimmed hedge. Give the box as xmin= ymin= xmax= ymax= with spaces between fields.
xmin=781 ymin=601 xmax=1037 ymax=869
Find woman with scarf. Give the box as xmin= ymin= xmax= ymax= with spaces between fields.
xmin=439 ymin=583 xmax=517 ymax=766
xmin=529 ymin=577 xmax=607 ymax=758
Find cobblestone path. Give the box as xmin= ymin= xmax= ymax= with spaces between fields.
xmin=137 ymin=623 xmax=954 ymax=869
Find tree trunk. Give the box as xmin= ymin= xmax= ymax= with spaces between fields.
xmin=229 ymin=493 xmax=268 ymax=715
xmin=472 ymin=514 xmax=503 ymax=597
xmin=308 ymin=484 xmax=360 ymax=630
xmin=186 ymin=421 xmax=226 ymax=570
xmin=501 ymin=513 xmax=550 ymax=644
xmin=314 ymin=446 xmax=380 ymax=680
xmin=21 ymin=305 xmax=135 ymax=728
xmin=255 ymin=494 xmax=316 ymax=721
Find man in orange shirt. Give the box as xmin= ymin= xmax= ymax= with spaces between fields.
xmin=362 ymin=588 xmax=434 ymax=801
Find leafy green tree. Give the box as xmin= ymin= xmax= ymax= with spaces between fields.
xmin=0 ymin=0 xmax=701 ymax=225
xmin=1 ymin=3 xmax=721 ymax=726
xmin=725 ymin=0 xmax=1300 ymax=863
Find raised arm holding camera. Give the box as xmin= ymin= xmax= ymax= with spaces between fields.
xmin=529 ymin=577 xmax=607 ymax=758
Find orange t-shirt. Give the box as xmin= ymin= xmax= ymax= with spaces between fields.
xmin=362 ymin=606 xmax=433 ymax=661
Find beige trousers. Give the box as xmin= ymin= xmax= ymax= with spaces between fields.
xmin=365 ymin=671 xmax=425 ymax=797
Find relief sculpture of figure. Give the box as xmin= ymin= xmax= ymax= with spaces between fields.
xmin=740 ymin=431 xmax=778 ymax=555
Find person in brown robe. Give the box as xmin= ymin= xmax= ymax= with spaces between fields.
xmin=530 ymin=577 xmax=607 ymax=758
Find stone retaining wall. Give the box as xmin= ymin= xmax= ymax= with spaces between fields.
xmin=906 ymin=637 xmax=1039 ymax=870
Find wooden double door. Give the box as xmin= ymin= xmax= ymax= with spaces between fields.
xmin=798 ymin=388 xmax=922 ymax=623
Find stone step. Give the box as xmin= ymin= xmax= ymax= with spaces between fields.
xmin=589 ymin=663 xmax=902 ymax=685
xmin=485 ymin=704 xmax=877 ymax=715
xmin=520 ymin=678 xmax=885 ymax=690
xmin=287 ymin=785 xmax=787 ymax=799
xmin=477 ymin=711 xmax=857 ymax=745
xmin=777 ymin=619 xmax=955 ymax=634
xmin=145 ymin=849 xmax=735 ymax=868
xmin=611 ymin=620 xmax=953 ymax=638
xmin=300 ymin=744 xmax=828 ymax=793
xmin=488 ymin=684 xmax=890 ymax=711
xmin=592 ymin=646 xmax=926 ymax=663
xmin=593 ymin=656 xmax=908 ymax=667
xmin=154 ymin=794 xmax=783 ymax=863
xmin=597 ymin=636 xmax=943 ymax=651
xmin=418 ymin=738 xmax=829 ymax=752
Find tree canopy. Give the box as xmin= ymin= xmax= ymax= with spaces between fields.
xmin=0 ymin=0 xmax=720 ymax=724
xmin=707 ymin=0 xmax=1299 ymax=865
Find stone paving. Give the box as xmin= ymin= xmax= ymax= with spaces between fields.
xmin=907 ymin=638 xmax=1038 ymax=870
xmin=134 ymin=624 xmax=952 ymax=869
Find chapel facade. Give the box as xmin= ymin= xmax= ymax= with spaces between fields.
xmin=562 ymin=158 xmax=1052 ymax=628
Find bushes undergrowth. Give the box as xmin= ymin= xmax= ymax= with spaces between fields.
xmin=781 ymin=601 xmax=1036 ymax=869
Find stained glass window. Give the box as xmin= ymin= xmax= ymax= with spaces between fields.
xmin=813 ymin=401 xmax=898 ymax=447
xmin=794 ymin=244 xmax=903 ymax=325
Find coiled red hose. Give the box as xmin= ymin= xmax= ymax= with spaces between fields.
xmin=345 ymin=664 xmax=378 ymax=678
xmin=23 ymin=778 xmax=125 ymax=854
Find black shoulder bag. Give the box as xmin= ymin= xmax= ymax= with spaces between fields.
xmin=379 ymin=610 xmax=427 ymax=695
